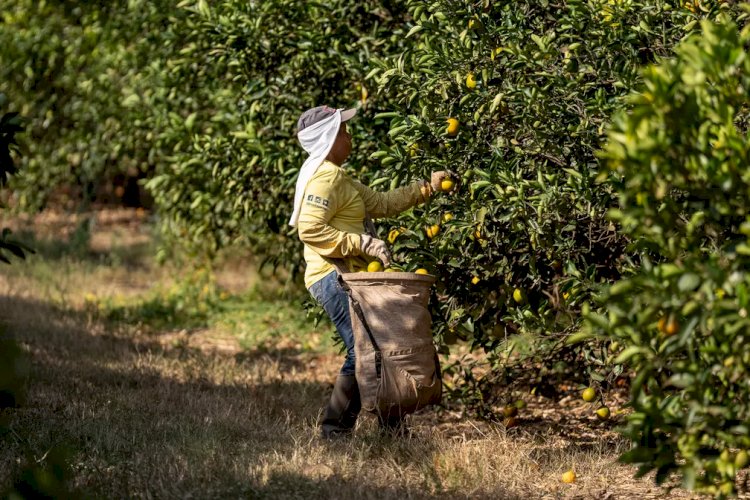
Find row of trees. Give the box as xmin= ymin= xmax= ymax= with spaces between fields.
xmin=2 ymin=1 xmax=749 ymax=495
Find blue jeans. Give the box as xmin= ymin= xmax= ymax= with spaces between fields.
xmin=308 ymin=271 xmax=355 ymax=376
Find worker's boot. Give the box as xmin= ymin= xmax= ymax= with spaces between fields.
xmin=320 ymin=374 xmax=361 ymax=439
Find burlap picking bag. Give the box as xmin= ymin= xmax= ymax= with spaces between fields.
xmin=336 ymin=270 xmax=442 ymax=419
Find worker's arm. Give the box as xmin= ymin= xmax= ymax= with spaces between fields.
xmin=297 ymin=170 xmax=362 ymax=259
xmin=350 ymin=179 xmax=431 ymax=219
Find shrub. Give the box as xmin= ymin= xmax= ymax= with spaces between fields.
xmin=589 ymin=13 xmax=750 ymax=496
xmin=0 ymin=0 xmax=176 ymax=209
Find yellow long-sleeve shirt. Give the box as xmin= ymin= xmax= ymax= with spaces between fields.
xmin=297 ymin=160 xmax=430 ymax=288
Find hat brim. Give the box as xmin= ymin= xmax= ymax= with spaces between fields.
xmin=340 ymin=108 xmax=357 ymax=122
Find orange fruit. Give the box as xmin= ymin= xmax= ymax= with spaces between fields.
xmin=415 ymin=268 xmax=430 ymax=275
xmin=665 ymin=317 xmax=679 ymax=336
xmin=446 ymin=118 xmax=459 ymax=136
xmin=658 ymin=315 xmax=678 ymax=336
xmin=596 ymin=407 xmax=610 ymax=420
xmin=440 ymin=178 xmax=455 ymax=191
xmin=735 ymin=450 xmax=749 ymax=469
xmin=367 ymin=261 xmax=383 ymax=272
xmin=466 ymin=73 xmax=477 ymax=90
xmin=581 ymin=387 xmax=596 ymax=402
xmin=562 ymin=470 xmax=576 ymax=483
xmin=426 ymin=224 xmax=441 ymax=239
xmin=657 ymin=316 xmax=667 ymax=333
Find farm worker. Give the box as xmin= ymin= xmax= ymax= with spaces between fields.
xmin=289 ymin=105 xmax=451 ymax=438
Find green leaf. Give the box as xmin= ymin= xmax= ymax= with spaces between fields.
xmin=677 ymin=273 xmax=700 ymax=292
xmin=614 ymin=346 xmax=649 ymax=365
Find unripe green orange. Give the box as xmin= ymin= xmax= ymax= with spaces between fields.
xmin=735 ymin=450 xmax=749 ymax=469
xmin=582 ymin=387 xmax=596 ymax=402
xmin=503 ymin=405 xmax=518 ymax=418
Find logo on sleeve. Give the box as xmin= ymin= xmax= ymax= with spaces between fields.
xmin=305 ymin=194 xmax=330 ymax=209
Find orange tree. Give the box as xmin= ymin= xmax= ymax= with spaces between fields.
xmin=0 ymin=0 xmax=179 ymax=209
xmin=144 ymin=0 xmax=411 ymax=270
xmin=585 ymin=14 xmax=750 ymax=496
xmin=365 ymin=0 xmax=740 ymax=411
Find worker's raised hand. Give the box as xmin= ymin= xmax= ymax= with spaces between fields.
xmin=430 ymin=171 xmax=457 ymax=193
xmin=360 ymin=234 xmax=392 ymax=267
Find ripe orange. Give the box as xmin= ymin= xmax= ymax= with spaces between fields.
xmin=512 ymin=288 xmax=525 ymax=304
xmin=446 ymin=118 xmax=459 ymax=136
xmin=562 ymin=470 xmax=576 ymax=483
xmin=442 ymin=213 xmax=454 ymax=223
xmin=415 ymin=268 xmax=430 ymax=275
xmin=657 ymin=316 xmax=667 ymax=333
xmin=466 ymin=73 xmax=477 ymax=90
xmin=471 ymin=276 xmax=480 ymax=285
xmin=665 ymin=317 xmax=679 ymax=336
xmin=440 ymin=178 xmax=455 ymax=191
xmin=426 ymin=224 xmax=440 ymax=239
xmin=367 ymin=261 xmax=383 ymax=272
xmin=658 ymin=315 xmax=678 ymax=336
xmin=596 ymin=406 xmax=610 ymax=420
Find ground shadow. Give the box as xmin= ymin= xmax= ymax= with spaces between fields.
xmin=0 ymin=294 xmax=445 ymax=498
xmin=248 ymin=470 xmax=523 ymax=500
xmin=11 ymin=226 xmax=153 ymax=269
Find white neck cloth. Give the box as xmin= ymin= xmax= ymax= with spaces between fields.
xmin=288 ymin=110 xmax=342 ymax=227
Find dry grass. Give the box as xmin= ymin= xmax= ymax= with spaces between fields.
xmin=0 ymin=209 xmax=704 ymax=498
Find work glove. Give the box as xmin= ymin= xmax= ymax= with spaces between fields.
xmin=360 ymin=234 xmax=392 ymax=268
xmin=430 ymin=170 xmax=456 ymax=193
